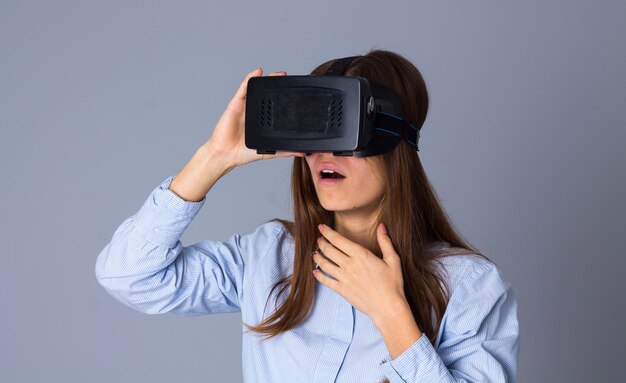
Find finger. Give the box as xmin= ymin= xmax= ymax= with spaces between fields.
xmin=228 ymin=70 xmax=287 ymax=113
xmin=318 ymin=224 xmax=364 ymax=259
xmin=257 ymin=152 xmax=306 ymax=161
xmin=233 ymin=67 xmax=263 ymax=102
xmin=267 ymin=71 xmax=287 ymax=76
xmin=272 ymin=151 xmax=306 ymax=158
xmin=312 ymin=268 xmax=340 ymax=291
xmin=312 ymin=250 xmax=341 ymax=278
xmin=377 ymin=223 xmax=399 ymax=265
xmin=317 ymin=237 xmax=349 ymax=267
xmin=238 ymin=69 xmax=285 ymax=97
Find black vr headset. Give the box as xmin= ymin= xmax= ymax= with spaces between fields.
xmin=244 ymin=55 xmax=420 ymax=158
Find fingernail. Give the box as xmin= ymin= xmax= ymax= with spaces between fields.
xmin=378 ymin=223 xmax=387 ymax=234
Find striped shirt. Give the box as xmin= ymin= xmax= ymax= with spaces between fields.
xmin=95 ymin=175 xmax=520 ymax=382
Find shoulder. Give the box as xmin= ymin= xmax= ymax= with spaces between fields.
xmin=241 ymin=219 xmax=286 ymax=243
xmin=431 ymin=248 xmax=517 ymax=334
xmin=429 ymin=246 xmax=520 ymax=378
xmin=238 ymin=220 xmax=295 ymax=309
xmin=430 ymin=244 xmax=513 ymax=302
xmin=238 ymin=219 xmax=295 ymax=274
xmin=248 ymin=219 xmax=294 ymax=250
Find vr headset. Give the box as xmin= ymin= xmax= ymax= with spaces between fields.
xmin=244 ymin=55 xmax=420 ymax=158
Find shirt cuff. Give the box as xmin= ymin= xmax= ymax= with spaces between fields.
xmin=379 ymin=332 xmax=452 ymax=382
xmin=132 ymin=175 xmax=206 ymax=248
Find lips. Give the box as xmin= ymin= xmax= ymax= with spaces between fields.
xmin=316 ymin=162 xmax=346 ymax=178
xmin=319 ymin=170 xmax=346 ymax=179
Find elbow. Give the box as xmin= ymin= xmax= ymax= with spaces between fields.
xmin=94 ymin=241 xmax=122 ymax=282
xmin=93 ymin=244 xmax=145 ymax=312
xmin=94 ymin=252 xmax=108 ymax=284
xmin=94 ymin=224 xmax=179 ymax=315
xmin=94 ymin=245 xmax=111 ymax=284
xmin=94 ymin=272 xmax=168 ymax=315
xmin=95 ymin=261 xmax=174 ymax=315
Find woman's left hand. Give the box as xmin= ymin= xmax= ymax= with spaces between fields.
xmin=312 ymin=223 xmax=408 ymax=322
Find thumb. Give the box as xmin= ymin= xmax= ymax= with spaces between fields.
xmin=377 ymin=223 xmax=399 ymax=264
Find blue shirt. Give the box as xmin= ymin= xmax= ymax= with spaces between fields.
xmin=95 ymin=175 xmax=520 ymax=382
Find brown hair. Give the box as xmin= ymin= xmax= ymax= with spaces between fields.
xmin=242 ymin=49 xmax=491 ymax=378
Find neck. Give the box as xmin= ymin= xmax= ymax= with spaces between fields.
xmin=332 ymin=208 xmax=381 ymax=253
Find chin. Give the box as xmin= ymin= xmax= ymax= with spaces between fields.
xmin=317 ymin=199 xmax=344 ymax=212
xmin=319 ymin=203 xmax=338 ymax=212
xmin=319 ymin=202 xmax=356 ymax=213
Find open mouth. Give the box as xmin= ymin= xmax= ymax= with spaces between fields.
xmin=319 ymin=170 xmax=346 ymax=179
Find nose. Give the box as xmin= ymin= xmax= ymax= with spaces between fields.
xmin=305 ymin=152 xmax=328 ymax=165
xmin=311 ymin=151 xmax=334 ymax=158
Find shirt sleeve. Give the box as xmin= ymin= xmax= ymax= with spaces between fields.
xmin=379 ymin=260 xmax=520 ymax=382
xmin=94 ymin=175 xmax=283 ymax=316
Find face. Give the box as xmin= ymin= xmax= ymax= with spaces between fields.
xmin=305 ymin=152 xmax=386 ymax=215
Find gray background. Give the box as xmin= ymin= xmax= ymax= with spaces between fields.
xmin=1 ymin=1 xmax=624 ymax=382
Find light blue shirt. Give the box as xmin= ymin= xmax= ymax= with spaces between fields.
xmin=95 ymin=175 xmax=520 ymax=382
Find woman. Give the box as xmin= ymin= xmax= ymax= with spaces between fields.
xmin=96 ymin=49 xmax=520 ymax=382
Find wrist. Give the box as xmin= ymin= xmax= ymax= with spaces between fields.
xmin=168 ymin=143 xmax=235 ymax=202
xmin=371 ymin=296 xmax=412 ymax=327
xmin=372 ymin=297 xmax=423 ymax=360
xmin=198 ymin=142 xmax=237 ymax=174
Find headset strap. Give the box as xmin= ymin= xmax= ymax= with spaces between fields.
xmin=323 ymin=55 xmax=361 ymax=75
xmin=324 ymin=55 xmax=421 ymax=151
xmin=376 ymin=111 xmax=420 ymax=151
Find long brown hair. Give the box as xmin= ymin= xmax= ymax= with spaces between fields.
xmin=242 ymin=49 xmax=491 ymax=375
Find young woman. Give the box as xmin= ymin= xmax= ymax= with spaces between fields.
xmin=96 ymin=50 xmax=520 ymax=382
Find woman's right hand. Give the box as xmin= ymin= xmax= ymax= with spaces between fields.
xmin=204 ymin=68 xmax=305 ymax=168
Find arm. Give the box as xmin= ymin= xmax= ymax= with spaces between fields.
xmin=95 ymin=68 xmax=302 ymax=316
xmin=94 ymin=144 xmax=224 ymax=314
xmin=378 ymin=261 xmax=520 ymax=382
xmin=372 ymin=299 xmax=423 ymax=360
xmin=94 ymin=172 xmax=283 ymax=315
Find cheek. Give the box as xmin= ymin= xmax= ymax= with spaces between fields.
xmin=305 ymin=160 xmax=315 ymax=177
xmin=351 ymin=163 xmax=384 ymax=192
xmin=349 ymin=177 xmax=384 ymax=199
